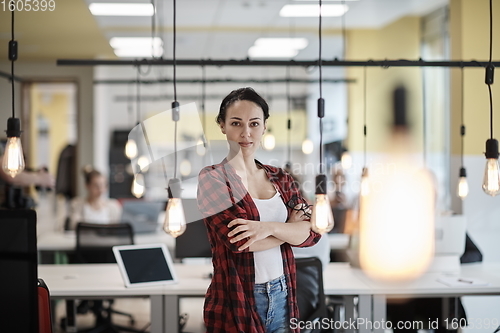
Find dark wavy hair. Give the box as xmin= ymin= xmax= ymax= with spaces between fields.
xmin=216 ymin=87 xmax=269 ymax=125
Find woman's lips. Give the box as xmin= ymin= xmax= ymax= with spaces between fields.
xmin=238 ymin=142 xmax=253 ymax=147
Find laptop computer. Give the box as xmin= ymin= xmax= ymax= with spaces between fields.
xmin=113 ymin=243 xmax=177 ymax=288
xmin=120 ymin=201 xmax=164 ymax=234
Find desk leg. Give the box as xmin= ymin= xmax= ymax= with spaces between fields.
xmin=64 ymin=300 xmax=77 ymax=333
xmin=372 ymin=295 xmax=386 ymax=333
xmin=151 ymin=295 xmax=164 ymax=333
xmin=343 ymin=296 xmax=356 ymax=333
xmin=164 ymin=295 xmax=179 ymax=333
xmin=357 ymin=295 xmax=372 ymax=333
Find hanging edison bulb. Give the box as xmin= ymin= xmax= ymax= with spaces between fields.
xmin=263 ymin=129 xmax=276 ymax=151
xmin=302 ymin=139 xmax=314 ymax=155
xmin=482 ymin=139 xmax=500 ymax=196
xmin=341 ymin=150 xmax=352 ymax=169
xmin=163 ymin=178 xmax=186 ymax=237
xmin=457 ymin=167 xmax=469 ymax=199
xmin=2 ymin=118 xmax=25 ymax=178
xmin=137 ymin=155 xmax=150 ymax=172
xmin=358 ymin=86 xmax=434 ymax=282
xmin=310 ymin=175 xmax=334 ymax=234
xmin=131 ymin=173 xmax=145 ymax=198
xmin=360 ymin=167 xmax=370 ymax=197
xmin=125 ymin=139 xmax=138 ymax=159
xmin=180 ymin=159 xmax=192 ymax=176
xmin=196 ymin=138 xmax=206 ymax=156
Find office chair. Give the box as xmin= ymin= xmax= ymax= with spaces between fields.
xmin=38 ymin=278 xmax=53 ymax=333
xmin=67 ymin=222 xmax=145 ymax=333
xmin=295 ymin=257 xmax=328 ymax=333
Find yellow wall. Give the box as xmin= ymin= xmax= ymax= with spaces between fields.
xmin=449 ymin=0 xmax=500 ymax=156
xmin=346 ymin=17 xmax=423 ymax=153
xmin=29 ymin=85 xmax=72 ymax=174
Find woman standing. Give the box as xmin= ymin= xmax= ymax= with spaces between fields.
xmin=197 ymin=87 xmax=321 ymax=333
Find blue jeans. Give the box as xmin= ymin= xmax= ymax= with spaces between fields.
xmin=254 ymin=275 xmax=290 ymax=333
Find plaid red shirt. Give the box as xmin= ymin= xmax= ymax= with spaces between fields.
xmin=197 ymin=159 xmax=321 ymax=333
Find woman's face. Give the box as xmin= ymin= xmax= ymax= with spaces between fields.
xmin=86 ymin=175 xmax=106 ymax=199
xmin=220 ymin=100 xmax=266 ymax=157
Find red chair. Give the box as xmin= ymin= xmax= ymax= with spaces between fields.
xmin=38 ymin=278 xmax=53 ymax=333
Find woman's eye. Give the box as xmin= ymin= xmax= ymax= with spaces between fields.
xmin=251 ymin=122 xmax=260 ymax=127
xmin=231 ymin=122 xmax=240 ymax=126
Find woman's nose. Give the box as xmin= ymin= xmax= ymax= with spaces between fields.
xmin=240 ymin=125 xmax=251 ymax=137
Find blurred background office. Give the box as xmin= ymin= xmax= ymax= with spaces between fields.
xmin=1 ymin=0 xmax=500 ymax=332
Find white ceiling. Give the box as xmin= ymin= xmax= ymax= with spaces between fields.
xmin=85 ymin=0 xmax=449 ymax=60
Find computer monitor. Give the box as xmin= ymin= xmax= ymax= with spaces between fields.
xmin=0 ymin=209 xmax=38 ymax=332
xmin=175 ymin=199 xmax=212 ymax=259
xmin=121 ymin=200 xmax=164 ymax=234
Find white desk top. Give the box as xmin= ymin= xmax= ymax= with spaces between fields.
xmin=350 ymin=263 xmax=500 ymax=297
xmin=39 ymin=262 xmax=500 ymax=299
xmin=38 ymin=263 xmax=211 ymax=297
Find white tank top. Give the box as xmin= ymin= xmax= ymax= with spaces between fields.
xmin=253 ymin=191 xmax=288 ymax=284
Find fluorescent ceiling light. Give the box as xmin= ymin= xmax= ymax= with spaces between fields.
xmin=110 ymin=37 xmax=163 ymax=58
xmin=248 ymin=38 xmax=308 ymax=59
xmin=89 ymin=3 xmax=154 ymax=16
xmin=280 ymin=4 xmax=348 ymax=17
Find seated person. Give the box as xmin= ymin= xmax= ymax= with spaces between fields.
xmin=68 ymin=167 xmax=122 ymax=230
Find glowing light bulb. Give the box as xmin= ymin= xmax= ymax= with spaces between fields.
xmin=457 ymin=167 xmax=469 ymax=199
xmin=2 ymin=136 xmax=25 ymax=178
xmin=163 ymin=179 xmax=186 ymax=238
xmin=137 ymin=155 xmax=150 ymax=172
xmin=196 ymin=138 xmax=206 ymax=156
xmin=482 ymin=159 xmax=500 ymax=196
xmin=302 ymin=139 xmax=314 ymax=155
xmin=341 ymin=151 xmax=352 ymax=169
xmin=131 ymin=174 xmax=145 ymax=198
xmin=310 ymin=175 xmax=334 ymax=234
xmin=358 ymin=132 xmax=434 ymax=282
xmin=180 ymin=159 xmax=192 ymax=176
xmin=360 ymin=167 xmax=370 ymax=197
xmin=125 ymin=139 xmax=138 ymax=159
xmin=482 ymin=139 xmax=500 ymax=196
xmin=263 ymin=133 xmax=276 ymax=150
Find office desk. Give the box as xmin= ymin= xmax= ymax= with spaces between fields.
xmin=38 ymin=263 xmax=211 ymax=333
xmin=39 ymin=262 xmax=500 ymax=333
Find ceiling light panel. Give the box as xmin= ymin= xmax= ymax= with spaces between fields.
xmin=280 ymin=4 xmax=348 ymax=17
xmin=110 ymin=37 xmax=163 ymax=58
xmin=248 ymin=38 xmax=308 ymax=59
xmin=89 ymin=3 xmax=154 ymax=16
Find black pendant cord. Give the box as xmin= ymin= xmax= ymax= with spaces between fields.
xmin=173 ymin=0 xmax=177 ymax=102
xmin=363 ymin=66 xmax=367 ymax=168
xmin=286 ymin=66 xmax=291 ymax=165
xmin=318 ymin=0 xmax=324 ymax=175
xmin=136 ymin=66 xmax=141 ymax=124
xmin=342 ymin=0 xmax=346 ymax=60
xmin=460 ymin=67 xmax=465 ymax=168
xmin=151 ymin=0 xmax=156 ymax=58
xmin=488 ymin=0 xmax=494 ymax=140
xmin=422 ymin=66 xmax=427 ymax=165
xmin=173 ymin=0 xmax=178 ymax=180
xmin=11 ymin=10 xmax=15 ymax=119
xmin=201 ymin=65 xmax=207 ymax=137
